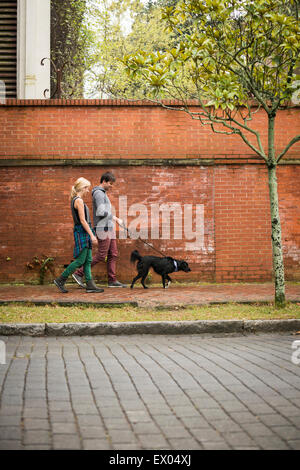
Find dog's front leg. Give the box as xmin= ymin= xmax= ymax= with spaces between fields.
xmin=130 ymin=273 xmax=142 ymax=289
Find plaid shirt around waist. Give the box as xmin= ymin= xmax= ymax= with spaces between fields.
xmin=73 ymin=223 xmax=94 ymax=258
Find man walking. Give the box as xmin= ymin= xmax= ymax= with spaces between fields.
xmin=72 ymin=171 xmax=127 ymax=288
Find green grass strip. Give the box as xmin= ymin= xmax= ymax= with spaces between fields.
xmin=0 ymin=302 xmax=300 ymax=324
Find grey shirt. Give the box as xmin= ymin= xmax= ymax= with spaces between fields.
xmin=92 ymin=186 xmax=114 ymax=232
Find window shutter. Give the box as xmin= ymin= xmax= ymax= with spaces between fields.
xmin=0 ymin=1 xmax=17 ymax=98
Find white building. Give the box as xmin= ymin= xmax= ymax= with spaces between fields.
xmin=0 ymin=0 xmax=50 ymax=99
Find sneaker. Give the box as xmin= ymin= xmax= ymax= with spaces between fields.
xmin=54 ymin=276 xmax=68 ymax=293
xmin=108 ymin=280 xmax=127 ymax=288
xmin=72 ymin=273 xmax=85 ymax=288
xmin=86 ymin=279 xmax=104 ymax=293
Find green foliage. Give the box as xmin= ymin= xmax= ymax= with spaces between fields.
xmin=26 ymin=256 xmax=55 ymax=285
xmin=84 ymin=0 xmax=176 ymax=98
xmin=125 ymin=0 xmax=300 ymax=110
xmin=51 ymin=0 xmax=88 ymax=98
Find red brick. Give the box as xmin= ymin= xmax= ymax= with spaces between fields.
xmin=0 ymin=102 xmax=299 ymax=283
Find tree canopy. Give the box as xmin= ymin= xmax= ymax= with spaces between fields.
xmin=124 ymin=0 xmax=300 ymax=161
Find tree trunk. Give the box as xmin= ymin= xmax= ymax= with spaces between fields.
xmin=267 ymin=115 xmax=286 ymax=307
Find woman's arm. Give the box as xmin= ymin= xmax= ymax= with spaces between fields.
xmin=75 ymin=198 xmax=97 ymax=244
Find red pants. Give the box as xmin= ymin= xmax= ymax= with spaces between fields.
xmin=75 ymin=233 xmax=118 ymax=283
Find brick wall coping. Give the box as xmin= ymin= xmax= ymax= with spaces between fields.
xmin=0 ymin=98 xmax=203 ymax=107
xmin=1 ymin=98 xmax=299 ymax=108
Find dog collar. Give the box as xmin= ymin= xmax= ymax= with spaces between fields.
xmin=173 ymin=260 xmax=178 ymax=272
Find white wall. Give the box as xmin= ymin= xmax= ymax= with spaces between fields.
xmin=17 ymin=0 xmax=50 ymax=99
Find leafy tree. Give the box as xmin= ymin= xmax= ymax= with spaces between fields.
xmin=84 ymin=0 xmax=174 ymax=98
xmin=124 ymin=0 xmax=300 ymax=306
xmin=51 ymin=0 xmax=88 ymax=98
xmin=50 ymin=0 xmax=180 ymax=99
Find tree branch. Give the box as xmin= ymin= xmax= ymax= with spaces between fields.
xmin=277 ymin=134 xmax=300 ymax=163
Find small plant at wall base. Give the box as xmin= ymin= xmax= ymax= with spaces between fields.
xmin=124 ymin=0 xmax=300 ymax=307
xmin=26 ymin=256 xmax=55 ymax=285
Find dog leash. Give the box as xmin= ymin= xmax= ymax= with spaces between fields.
xmin=121 ymin=224 xmax=167 ymax=257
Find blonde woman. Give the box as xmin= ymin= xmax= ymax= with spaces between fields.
xmin=54 ymin=177 xmax=104 ymax=293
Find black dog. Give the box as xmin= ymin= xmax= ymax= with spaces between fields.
xmin=130 ymin=250 xmax=191 ymax=289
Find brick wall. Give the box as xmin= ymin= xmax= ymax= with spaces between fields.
xmin=0 ymin=100 xmax=299 ymax=284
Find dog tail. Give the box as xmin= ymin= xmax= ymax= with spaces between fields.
xmin=130 ymin=250 xmax=142 ymax=264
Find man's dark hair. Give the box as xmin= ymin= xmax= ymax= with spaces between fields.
xmin=100 ymin=172 xmax=116 ymax=184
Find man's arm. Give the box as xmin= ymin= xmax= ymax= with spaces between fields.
xmin=93 ymin=189 xmax=109 ymax=218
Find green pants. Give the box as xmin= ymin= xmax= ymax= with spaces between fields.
xmin=61 ymin=248 xmax=92 ymax=281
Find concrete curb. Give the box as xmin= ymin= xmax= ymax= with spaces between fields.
xmin=0 ymin=319 xmax=300 ymax=336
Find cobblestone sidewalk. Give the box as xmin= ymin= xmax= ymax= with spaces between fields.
xmin=0 ymin=333 xmax=299 ymax=450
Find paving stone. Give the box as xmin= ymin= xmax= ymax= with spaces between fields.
xmin=52 ymin=434 xmax=81 ymax=450
xmin=179 ymin=416 xmax=211 ymax=429
xmin=287 ymin=440 xmax=300 ymax=450
xmin=221 ymin=431 xmax=257 ymax=447
xmin=98 ymin=406 xmax=125 ymax=419
xmin=23 ymin=444 xmax=51 ymax=450
xmin=114 ymin=443 xmax=144 ymax=450
xmin=171 ymin=406 xmax=198 ymax=417
xmin=240 ymin=422 xmax=275 ymax=437
xmin=49 ymin=412 xmax=75 ymax=423
xmin=191 ymin=428 xmax=222 ymax=442
xmin=275 ymin=405 xmax=300 ymax=418
xmin=213 ymin=419 xmax=244 ymax=433
xmin=221 ymin=401 xmax=249 ymax=413
xmin=147 ymin=405 xmax=172 ymax=415
xmin=126 ymin=410 xmax=152 ymax=423
xmin=72 ymin=404 xmax=99 ymax=415
xmin=79 ymin=425 xmax=107 ymax=439
xmin=152 ymin=415 xmax=182 ymax=427
xmin=0 ymin=425 xmax=22 ymax=441
xmin=107 ymin=429 xmax=137 ymax=443
xmin=132 ymin=422 xmax=161 ymax=434
xmin=0 ymin=440 xmax=23 ymax=450
xmin=271 ymin=425 xmax=300 ymax=441
xmin=230 ymin=411 xmax=260 ymax=424
xmin=23 ymin=419 xmax=50 ymax=430
xmin=23 ymin=407 xmax=48 ymax=419
xmin=137 ymin=433 xmax=169 ymax=449
xmin=253 ymin=436 xmax=290 ymax=450
xmin=168 ymin=438 xmax=200 ymax=449
xmin=103 ymin=418 xmax=131 ymax=430
xmin=199 ymin=408 xmax=229 ymax=421
xmin=202 ymin=441 xmax=232 ymax=450
xmin=159 ymin=426 xmax=191 ymax=439
xmin=259 ymin=414 xmax=291 ymax=427
xmin=51 ymin=422 xmax=78 ymax=434
xmin=23 ymin=430 xmax=51 ymax=445
xmin=1 ymin=395 xmax=23 ymax=406
xmin=0 ymin=333 xmax=299 ymax=450
xmin=82 ymin=439 xmax=111 ymax=450
xmin=77 ymin=415 xmax=103 ymax=427
xmin=245 ymin=403 xmax=276 ymax=415
xmin=0 ymin=416 xmax=21 ymax=426
xmin=0 ymin=406 xmax=22 ymax=416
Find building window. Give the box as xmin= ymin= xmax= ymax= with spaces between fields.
xmin=0 ymin=0 xmax=17 ymax=98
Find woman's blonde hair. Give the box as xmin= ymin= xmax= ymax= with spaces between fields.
xmin=70 ymin=177 xmax=91 ymax=200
